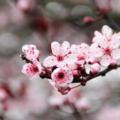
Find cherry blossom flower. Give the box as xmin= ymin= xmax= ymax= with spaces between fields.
xmin=70 ymin=43 xmax=89 ymax=68
xmin=22 ymin=61 xmax=42 ymax=77
xmin=93 ymin=25 xmax=113 ymax=44
xmin=43 ymin=41 xmax=70 ymax=68
xmin=22 ymin=44 xmax=40 ymax=61
xmin=51 ymin=67 xmax=73 ymax=87
xmin=93 ymin=25 xmax=120 ymax=67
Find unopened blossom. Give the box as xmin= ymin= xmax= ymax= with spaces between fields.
xmin=51 ymin=67 xmax=73 ymax=87
xmin=22 ymin=44 xmax=40 ymax=61
xmin=22 ymin=61 xmax=42 ymax=77
xmin=43 ymin=41 xmax=70 ymax=68
xmin=85 ymin=62 xmax=101 ymax=74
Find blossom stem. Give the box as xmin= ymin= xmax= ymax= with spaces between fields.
xmin=70 ymin=84 xmax=81 ymax=90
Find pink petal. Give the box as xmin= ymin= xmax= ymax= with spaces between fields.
xmin=91 ymin=63 xmax=101 ymax=74
xmin=111 ymin=33 xmax=120 ymax=49
xmin=102 ymin=25 xmax=113 ymax=38
xmin=62 ymin=41 xmax=70 ymax=50
xmin=93 ymin=31 xmax=104 ymax=44
xmin=22 ymin=44 xmax=37 ymax=52
xmin=112 ymin=49 xmax=120 ymax=60
xmin=79 ymin=43 xmax=89 ymax=50
xmin=85 ymin=64 xmax=91 ymax=74
xmin=100 ymin=55 xmax=111 ymax=67
xmin=43 ymin=56 xmax=57 ymax=67
xmin=51 ymin=41 xmax=60 ymax=56
xmin=90 ymin=44 xmax=103 ymax=58
xmin=70 ymin=44 xmax=79 ymax=54
xmin=61 ymin=41 xmax=70 ymax=55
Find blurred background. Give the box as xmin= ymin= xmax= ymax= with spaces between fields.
xmin=0 ymin=0 xmax=120 ymax=120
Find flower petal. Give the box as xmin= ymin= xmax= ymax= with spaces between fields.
xmin=100 ymin=55 xmax=111 ymax=67
xmin=43 ymin=56 xmax=57 ymax=67
xmin=51 ymin=41 xmax=60 ymax=56
xmin=111 ymin=33 xmax=120 ymax=49
xmin=61 ymin=41 xmax=70 ymax=55
xmin=112 ymin=49 xmax=120 ymax=60
xmin=93 ymin=31 xmax=104 ymax=44
xmin=102 ymin=25 xmax=113 ymax=38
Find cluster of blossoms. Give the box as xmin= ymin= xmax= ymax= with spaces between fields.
xmin=21 ymin=25 xmax=120 ymax=94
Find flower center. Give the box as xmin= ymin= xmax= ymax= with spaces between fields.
xmin=77 ymin=55 xmax=85 ymax=61
xmin=57 ymin=55 xmax=64 ymax=61
xmin=104 ymin=48 xmax=111 ymax=55
xmin=32 ymin=65 xmax=39 ymax=73
xmin=57 ymin=72 xmax=65 ymax=79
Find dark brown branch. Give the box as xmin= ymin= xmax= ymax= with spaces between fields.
xmin=39 ymin=64 xmax=120 ymax=86
xmin=74 ymin=64 xmax=120 ymax=85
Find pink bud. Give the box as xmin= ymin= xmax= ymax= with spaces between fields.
xmin=91 ymin=63 xmax=101 ymax=74
xmin=83 ymin=16 xmax=94 ymax=24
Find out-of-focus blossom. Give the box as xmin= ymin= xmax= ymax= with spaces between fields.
xmin=95 ymin=0 xmax=111 ymax=15
xmin=95 ymin=0 xmax=120 ymax=14
xmin=0 ymin=88 xmax=8 ymax=101
xmin=75 ymin=97 xmax=91 ymax=111
xmin=95 ymin=106 xmax=120 ymax=120
xmin=17 ymin=0 xmax=36 ymax=13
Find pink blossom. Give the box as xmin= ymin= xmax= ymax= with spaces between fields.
xmin=93 ymin=25 xmax=113 ymax=44
xmin=70 ymin=43 xmax=89 ymax=66
xmin=43 ymin=41 xmax=70 ymax=67
xmin=93 ymin=25 xmax=120 ymax=67
xmin=22 ymin=44 xmax=40 ymax=61
xmin=22 ymin=61 xmax=42 ymax=77
xmin=51 ymin=67 xmax=73 ymax=87
xmin=88 ymin=43 xmax=103 ymax=61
